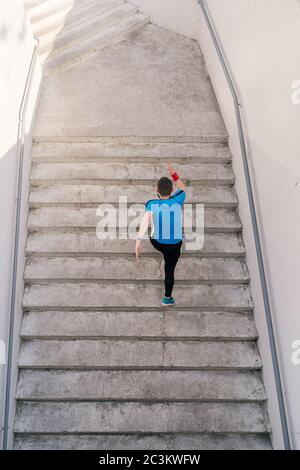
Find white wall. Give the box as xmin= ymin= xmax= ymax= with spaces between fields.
xmin=135 ymin=0 xmax=200 ymax=38
xmin=0 ymin=0 xmax=41 ymax=448
xmin=135 ymin=0 xmax=300 ymax=449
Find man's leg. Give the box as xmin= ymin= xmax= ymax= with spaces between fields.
xmin=150 ymin=239 xmax=182 ymax=298
xmin=163 ymin=243 xmax=182 ymax=298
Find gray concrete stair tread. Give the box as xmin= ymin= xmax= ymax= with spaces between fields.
xmin=25 ymin=0 xmax=45 ymax=8
xmin=13 ymin=432 xmax=272 ymax=450
xmin=25 ymin=0 xmax=43 ymax=7
xmin=24 ymin=256 xmax=250 ymax=283
xmin=28 ymin=0 xmax=73 ymax=22
xmin=43 ymin=13 xmax=150 ymax=73
xmin=25 ymin=232 xmax=246 ymax=257
xmin=22 ymin=283 xmax=253 ymax=310
xmin=37 ymin=0 xmax=125 ymax=35
xmin=30 ymin=161 xmax=235 ymax=183
xmin=29 ymin=0 xmax=95 ymax=23
xmin=27 ymin=207 xmax=242 ymax=232
xmin=29 ymin=184 xmax=238 ymax=207
xmin=40 ymin=3 xmax=138 ymax=57
xmin=33 ymin=0 xmax=124 ymax=36
xmin=33 ymin=135 xmax=229 ymax=144
xmin=18 ymin=339 xmax=260 ymax=369
xmin=29 ymin=0 xmax=105 ymax=21
xmin=31 ymin=142 xmax=232 ymax=162
xmin=16 ymin=369 xmax=266 ymax=401
xmin=20 ymin=311 xmax=257 ymax=340
xmin=14 ymin=401 xmax=270 ymax=433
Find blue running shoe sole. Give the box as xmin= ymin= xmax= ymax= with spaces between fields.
xmin=162 ymin=297 xmax=175 ymax=307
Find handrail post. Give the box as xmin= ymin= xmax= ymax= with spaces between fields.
xmin=198 ymin=0 xmax=291 ymax=449
xmin=2 ymin=42 xmax=38 ymax=450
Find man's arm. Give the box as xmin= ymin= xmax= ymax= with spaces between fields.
xmin=168 ymin=163 xmax=187 ymax=192
xmin=135 ymin=211 xmax=152 ymax=259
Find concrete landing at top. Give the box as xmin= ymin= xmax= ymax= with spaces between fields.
xmin=34 ymin=23 xmax=227 ymax=139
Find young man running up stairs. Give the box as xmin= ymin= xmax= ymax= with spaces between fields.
xmin=136 ymin=163 xmax=186 ymax=306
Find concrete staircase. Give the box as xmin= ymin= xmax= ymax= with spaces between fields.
xmin=14 ymin=139 xmax=272 ymax=449
xmin=16 ymin=2 xmax=272 ymax=449
xmin=25 ymin=0 xmax=149 ymax=75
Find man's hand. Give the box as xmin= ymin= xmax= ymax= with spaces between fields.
xmin=135 ymin=239 xmax=142 ymax=260
xmin=167 ymin=162 xmax=187 ymax=192
xmin=168 ymin=162 xmax=176 ymax=176
xmin=135 ymin=212 xmax=151 ymax=259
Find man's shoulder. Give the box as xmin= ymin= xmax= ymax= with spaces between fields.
xmin=145 ymin=198 xmax=159 ymax=210
xmin=172 ymin=189 xmax=185 ymax=197
xmin=171 ymin=189 xmax=186 ymax=205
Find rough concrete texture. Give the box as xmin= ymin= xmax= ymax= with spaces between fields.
xmin=44 ymin=12 xmax=150 ymax=75
xmin=31 ymin=142 xmax=232 ymax=161
xmin=22 ymin=282 xmax=253 ymax=310
xmin=14 ymin=401 xmax=270 ymax=433
xmin=30 ymin=161 xmax=235 ymax=183
xmin=39 ymin=3 xmax=139 ymax=56
xmin=29 ymin=0 xmax=149 ymax=75
xmin=21 ymin=311 xmax=257 ymax=339
xmin=29 ymin=183 xmax=238 ymax=206
xmin=18 ymin=339 xmax=261 ymax=369
xmin=15 ymin=4 xmax=271 ymax=449
xmin=26 ymin=232 xmax=246 ymax=256
xmin=27 ymin=206 xmax=242 ymax=231
xmin=33 ymin=24 xmax=227 ymax=138
xmin=31 ymin=1 xmax=128 ymax=37
xmin=17 ymin=369 xmax=265 ymax=400
xmin=14 ymin=433 xmax=272 ymax=450
xmin=24 ymin=256 xmax=249 ymax=283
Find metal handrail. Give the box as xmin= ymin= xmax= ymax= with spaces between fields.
xmin=2 ymin=41 xmax=38 ymax=450
xmin=198 ymin=0 xmax=290 ymax=449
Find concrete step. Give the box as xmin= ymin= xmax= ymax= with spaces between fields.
xmin=25 ymin=232 xmax=246 ymax=257
xmin=28 ymin=0 xmax=103 ymax=22
xmin=28 ymin=0 xmax=75 ymax=23
xmin=16 ymin=369 xmax=265 ymax=401
xmin=24 ymin=256 xmax=250 ymax=284
xmin=29 ymin=184 xmax=238 ymax=208
xmin=22 ymin=282 xmax=253 ymax=311
xmin=33 ymin=0 xmax=124 ymax=38
xmin=27 ymin=207 xmax=242 ymax=233
xmin=43 ymin=12 xmax=150 ymax=75
xmin=30 ymin=162 xmax=235 ymax=184
xmin=14 ymin=401 xmax=270 ymax=433
xmin=20 ymin=311 xmax=257 ymax=340
xmin=25 ymin=0 xmax=44 ymax=9
xmin=39 ymin=3 xmax=137 ymax=57
xmin=31 ymin=142 xmax=232 ymax=162
xmin=34 ymin=135 xmax=229 ymax=144
xmin=13 ymin=432 xmax=272 ymax=450
xmin=18 ymin=339 xmax=260 ymax=369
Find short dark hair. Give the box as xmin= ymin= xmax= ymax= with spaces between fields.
xmin=157 ymin=177 xmax=173 ymax=196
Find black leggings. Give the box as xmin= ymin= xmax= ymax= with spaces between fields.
xmin=150 ymin=238 xmax=182 ymax=297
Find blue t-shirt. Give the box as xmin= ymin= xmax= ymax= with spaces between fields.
xmin=145 ymin=189 xmax=186 ymax=244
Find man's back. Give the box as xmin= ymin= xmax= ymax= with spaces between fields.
xmin=145 ymin=189 xmax=186 ymax=244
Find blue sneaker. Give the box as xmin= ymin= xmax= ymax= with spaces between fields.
xmin=162 ymin=296 xmax=175 ymax=307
